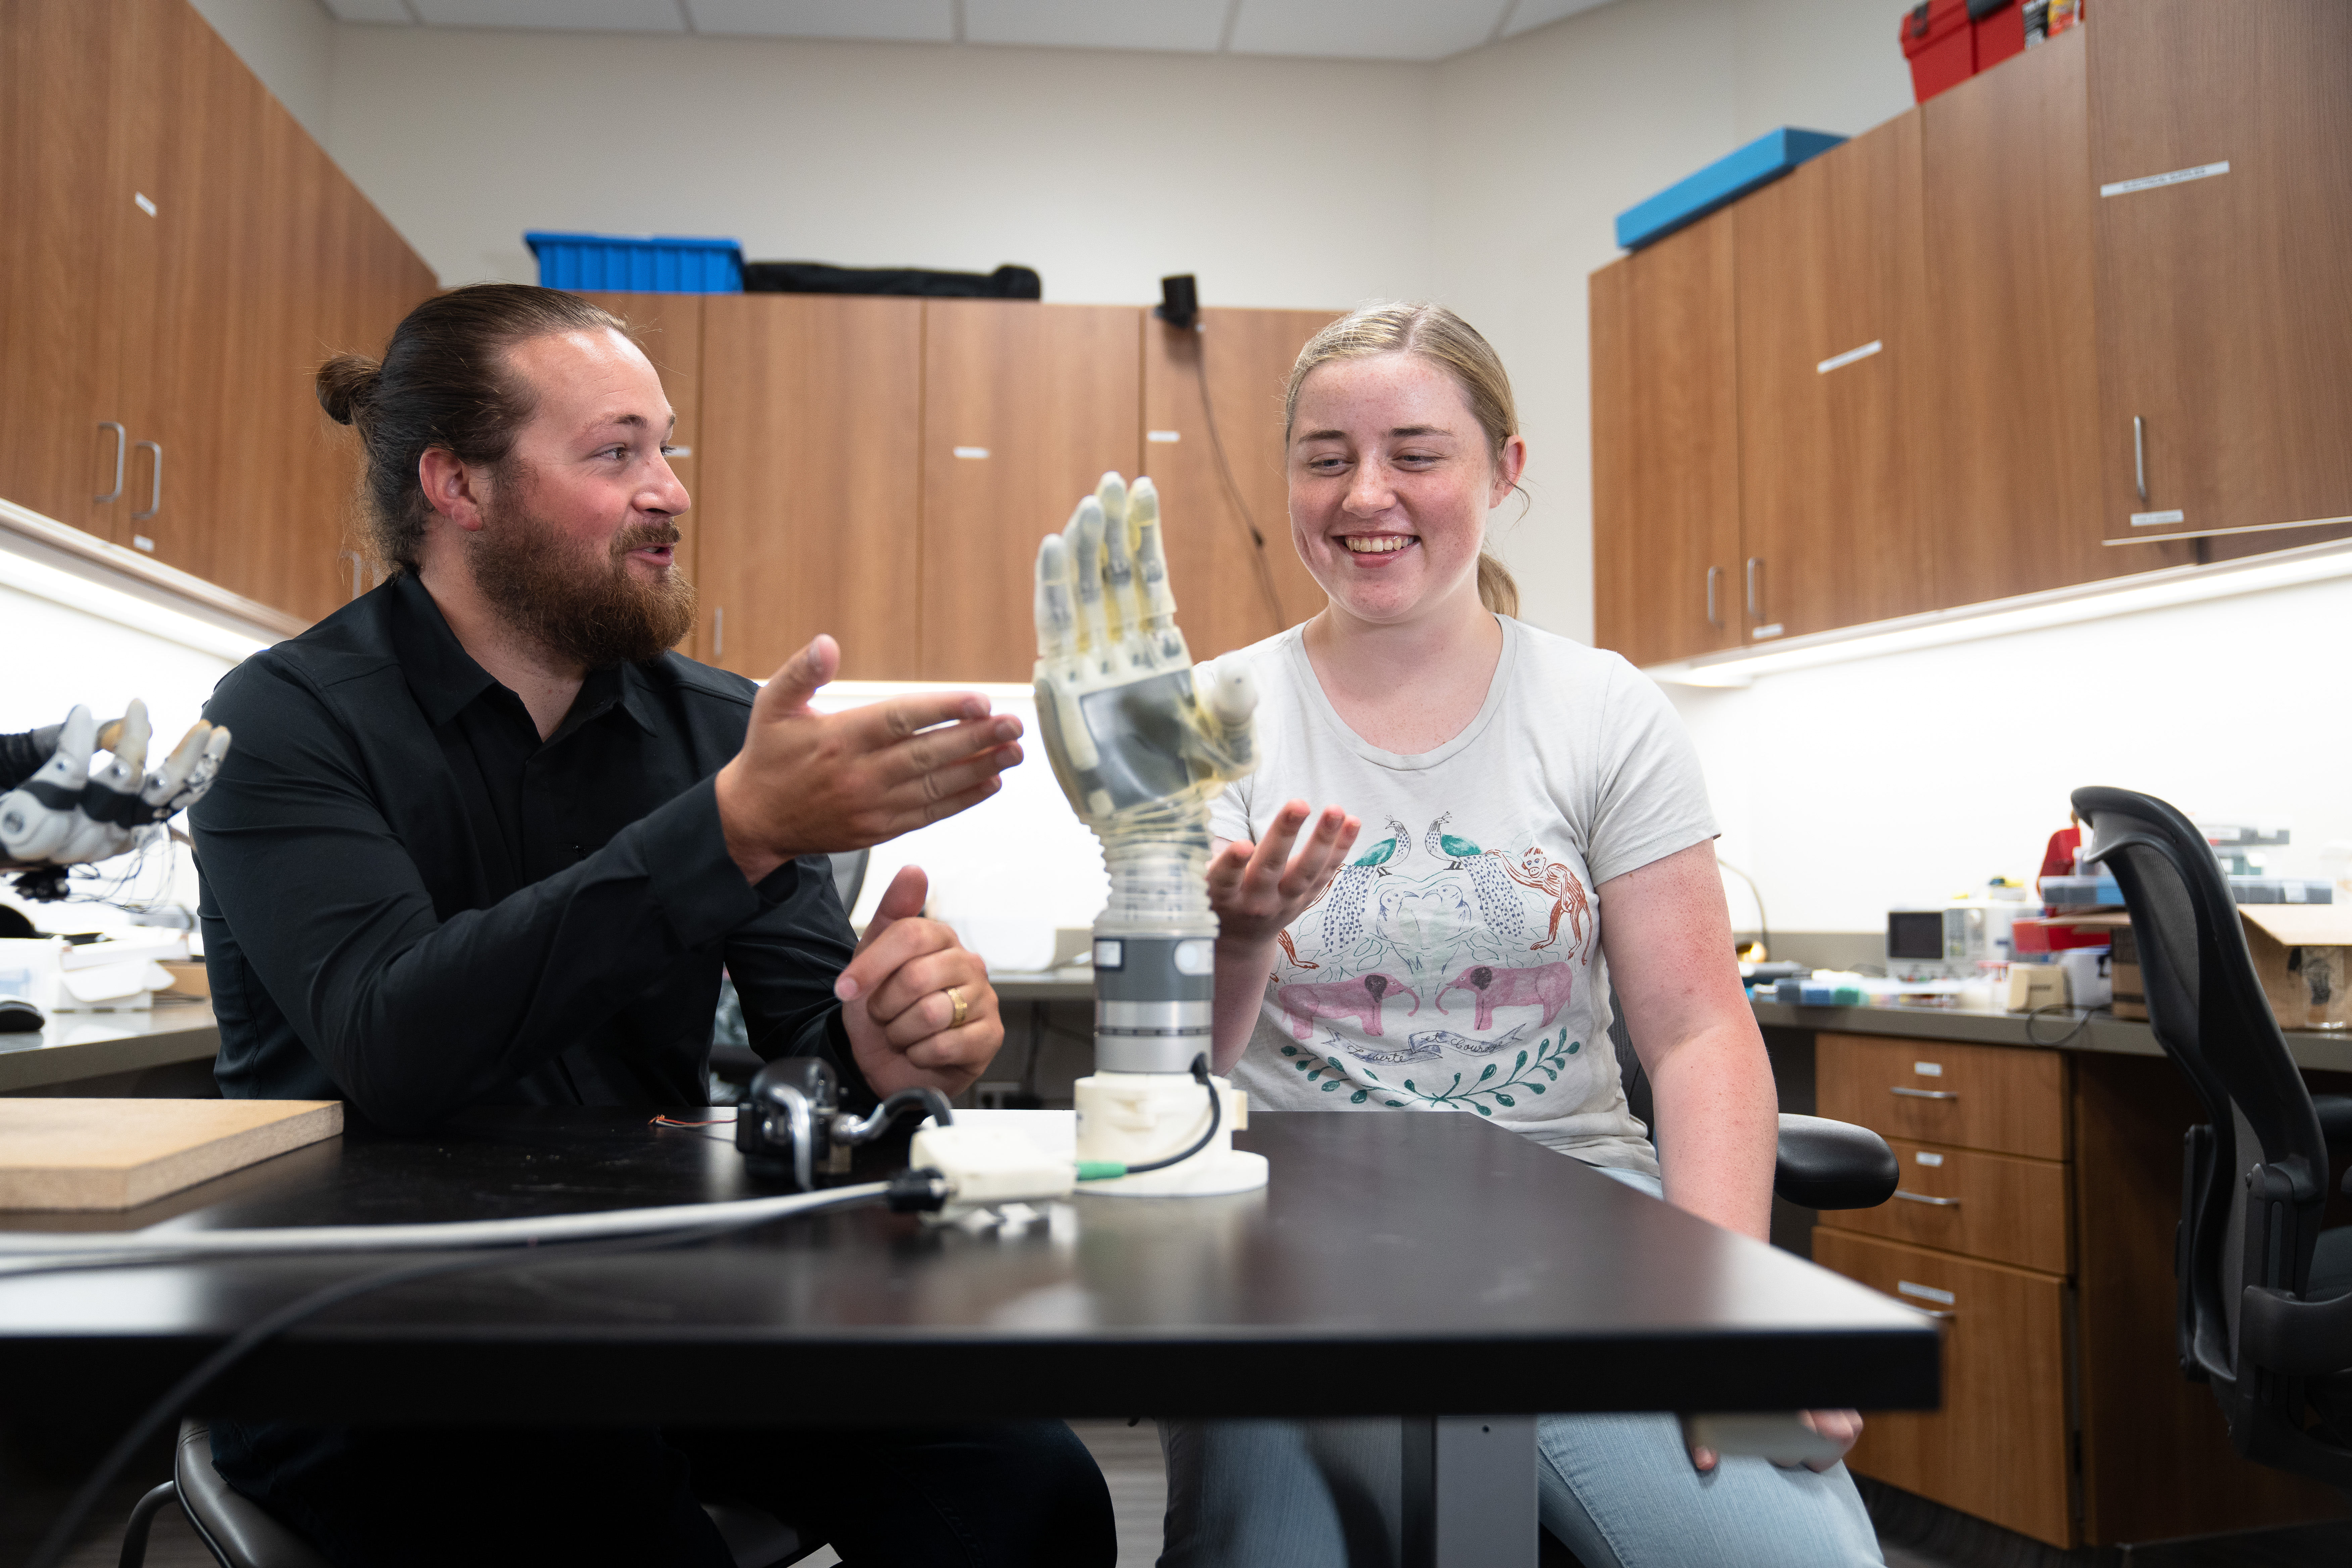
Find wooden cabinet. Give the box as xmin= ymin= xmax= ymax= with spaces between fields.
xmin=1592 ymin=2 xmax=2350 ymax=662
xmin=1920 ymin=26 xmax=2191 ymax=602
xmin=1811 ymin=1031 xmax=2346 ymax=1547
xmin=1815 ymin=1031 xmax=2073 ymax=1543
xmin=1735 ymin=114 xmax=1934 ymax=643
xmin=694 ymin=294 xmax=923 ymax=682
xmin=918 ymin=301 xmax=1141 ymax=682
xmin=0 ymin=0 xmax=434 ymax=625
xmin=2088 ymin=0 xmax=2352 ymax=557
xmin=1140 ymin=307 xmax=1334 ymax=663
xmin=1590 ymin=210 xmax=1742 ymax=669
xmin=0 ymin=0 xmax=142 ymax=540
xmin=1813 ymin=1229 xmax=2073 ymax=1546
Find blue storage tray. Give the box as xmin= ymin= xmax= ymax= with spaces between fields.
xmin=1614 ymin=128 xmax=1847 ymax=251
xmin=524 ymin=232 xmax=743 ymax=294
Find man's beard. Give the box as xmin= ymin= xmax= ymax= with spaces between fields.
xmin=468 ymin=479 xmax=697 ymax=670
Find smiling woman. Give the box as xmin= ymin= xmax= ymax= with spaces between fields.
xmin=1165 ymin=301 xmax=1883 ymax=1568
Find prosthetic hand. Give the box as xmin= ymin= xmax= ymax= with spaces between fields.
xmin=1033 ymin=472 xmax=1257 ymax=1092
xmin=0 ymin=701 xmax=232 ymax=880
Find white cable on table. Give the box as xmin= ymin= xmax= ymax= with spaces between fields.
xmin=0 ymin=1180 xmax=891 ymax=1271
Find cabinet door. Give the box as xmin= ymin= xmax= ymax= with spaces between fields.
xmin=2089 ymin=0 xmax=2352 ymax=553
xmin=697 ymin=295 xmax=923 ymax=681
xmin=1922 ymin=28 xmax=2191 ymax=603
xmin=1813 ymin=1229 xmax=2073 ymax=1548
xmin=1591 ymin=211 xmax=1742 ymax=668
xmin=0 ymin=0 xmax=138 ymax=537
xmin=1140 ymin=307 xmax=1334 ymax=662
xmin=581 ymin=293 xmax=703 ymax=654
xmin=116 ymin=0 xmax=434 ymax=622
xmin=919 ymin=302 xmax=1141 ymax=682
xmin=1736 ymin=114 xmax=1934 ymax=642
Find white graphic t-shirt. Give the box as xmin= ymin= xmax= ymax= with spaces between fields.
xmin=1207 ymin=617 xmax=1717 ymax=1175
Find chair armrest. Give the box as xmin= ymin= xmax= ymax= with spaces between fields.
xmin=1774 ymin=1114 xmax=1898 ymax=1211
xmin=2241 ymin=1284 xmax=2352 ymax=1376
xmin=2313 ymin=1093 xmax=2352 ymax=1147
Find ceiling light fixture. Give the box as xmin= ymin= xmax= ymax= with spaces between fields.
xmin=1644 ymin=533 xmax=2352 ymax=689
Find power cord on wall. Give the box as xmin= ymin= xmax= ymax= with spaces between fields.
xmin=1188 ymin=322 xmax=1290 ymax=638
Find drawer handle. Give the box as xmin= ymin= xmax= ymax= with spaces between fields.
xmin=1890 ymin=1086 xmax=1958 ymax=1100
xmin=1893 ymin=1189 xmax=1960 ymax=1207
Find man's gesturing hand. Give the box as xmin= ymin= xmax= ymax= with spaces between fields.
xmin=836 ymin=865 xmax=1001 ymax=1099
xmin=715 ymin=635 xmax=1023 ymax=885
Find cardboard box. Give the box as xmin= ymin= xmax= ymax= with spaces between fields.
xmin=2047 ymin=909 xmax=2352 ymax=1032
xmin=2240 ymin=905 xmax=2352 ymax=1032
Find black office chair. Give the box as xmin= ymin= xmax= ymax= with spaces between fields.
xmin=119 ymin=1418 xmax=820 ymax=1568
xmin=2073 ymin=786 xmax=2352 ymax=1495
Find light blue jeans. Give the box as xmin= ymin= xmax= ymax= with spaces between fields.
xmin=1157 ymin=1170 xmax=1882 ymax=1568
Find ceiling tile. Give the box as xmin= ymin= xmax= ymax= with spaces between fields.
xmin=1226 ymin=0 xmax=1508 ymax=60
xmin=321 ymin=0 xmax=421 ymax=20
xmin=684 ymin=0 xmax=954 ymax=42
xmin=1501 ymin=0 xmax=1617 ymax=40
xmin=405 ymin=0 xmax=685 ymax=31
xmin=964 ymin=0 xmax=1227 ymax=53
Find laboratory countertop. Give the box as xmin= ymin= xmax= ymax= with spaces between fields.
xmin=1750 ymin=997 xmax=2352 ymax=1074
xmin=0 ymin=999 xmax=220 ymax=1093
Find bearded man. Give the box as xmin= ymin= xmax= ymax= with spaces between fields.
xmin=188 ymin=285 xmax=1112 ymax=1567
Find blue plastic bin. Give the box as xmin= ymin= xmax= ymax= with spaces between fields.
xmin=524 ymin=232 xmax=743 ymax=294
xmin=1614 ymin=129 xmax=1847 ymax=251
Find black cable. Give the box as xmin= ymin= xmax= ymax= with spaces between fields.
xmin=19 ymin=1184 xmax=893 ymax=1568
xmin=2024 ymin=1002 xmax=2100 ymax=1048
xmin=1118 ymin=1055 xmax=1223 ymax=1176
xmin=1190 ymin=323 xmax=1290 ymax=637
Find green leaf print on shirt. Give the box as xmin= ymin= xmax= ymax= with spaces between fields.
xmin=1279 ymin=1030 xmax=1576 ymax=1115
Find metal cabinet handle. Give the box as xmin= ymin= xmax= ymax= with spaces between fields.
xmin=1893 ymin=1188 xmax=1961 ymax=1207
xmin=2134 ymin=415 xmax=2147 ymax=503
xmin=713 ymin=605 xmax=725 ymax=661
xmin=131 ymin=440 xmax=162 ymax=521
xmin=94 ymin=422 xmax=127 ymax=503
xmin=1890 ymin=1086 xmax=1958 ymax=1100
xmin=1705 ymin=566 xmax=1723 ymax=628
xmin=1744 ymin=557 xmax=1761 ymax=620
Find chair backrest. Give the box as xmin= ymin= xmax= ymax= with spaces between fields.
xmin=2072 ymin=786 xmax=2344 ymax=1481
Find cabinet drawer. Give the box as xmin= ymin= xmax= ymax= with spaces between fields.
xmin=1816 ymin=1033 xmax=2067 ymax=1160
xmin=1817 ymin=1138 xmax=2069 ymax=1275
xmin=1812 ymin=1229 xmax=2073 ymax=1548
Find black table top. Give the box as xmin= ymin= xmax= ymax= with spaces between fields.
xmin=0 ymin=1109 xmax=1937 ymax=1425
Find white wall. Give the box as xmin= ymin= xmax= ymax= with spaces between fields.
xmin=320 ymin=27 xmax=1438 ymax=312
xmin=187 ymin=0 xmax=337 ymax=143
xmin=1670 ymin=575 xmax=2352 ymax=934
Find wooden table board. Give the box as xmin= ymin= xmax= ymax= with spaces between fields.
xmin=0 ymin=1098 xmax=341 ymax=1210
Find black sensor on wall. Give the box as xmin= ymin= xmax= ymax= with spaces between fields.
xmin=1156 ymin=274 xmax=1199 ymax=329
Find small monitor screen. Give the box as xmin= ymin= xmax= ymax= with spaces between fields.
xmin=1887 ymin=911 xmax=1944 ymax=962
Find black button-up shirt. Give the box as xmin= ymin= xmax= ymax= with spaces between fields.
xmin=193 ymin=573 xmax=865 ymax=1131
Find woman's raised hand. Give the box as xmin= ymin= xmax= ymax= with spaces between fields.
xmin=1207 ymin=800 xmax=1361 ymax=952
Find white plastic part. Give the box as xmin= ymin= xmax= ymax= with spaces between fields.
xmin=908 ymin=1122 xmax=1078 ymax=1209
xmin=1678 ymin=1413 xmax=1846 ymax=1466
xmin=1073 ymin=1071 xmax=1268 ymax=1198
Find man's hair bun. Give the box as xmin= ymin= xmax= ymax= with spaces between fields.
xmin=314 ymin=352 xmax=382 ymax=426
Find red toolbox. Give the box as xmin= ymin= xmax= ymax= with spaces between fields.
xmin=1901 ymin=0 xmax=1975 ymax=102
xmin=1971 ymin=0 xmax=2025 ymax=71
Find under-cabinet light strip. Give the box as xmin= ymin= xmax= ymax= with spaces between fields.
xmin=1645 ymin=534 xmax=2352 ymax=688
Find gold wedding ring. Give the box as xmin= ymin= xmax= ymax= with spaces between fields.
xmin=945 ymin=985 xmax=969 ymax=1028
